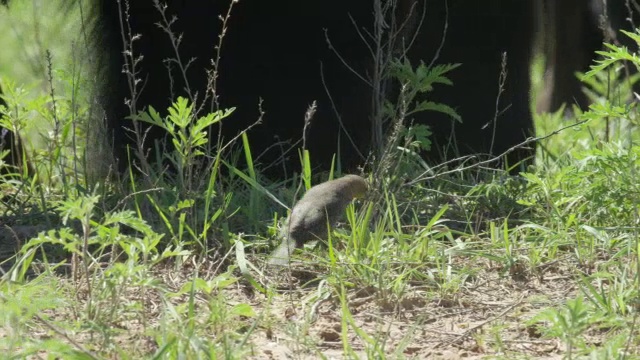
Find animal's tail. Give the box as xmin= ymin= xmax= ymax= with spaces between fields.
xmin=267 ymin=238 xmax=296 ymax=266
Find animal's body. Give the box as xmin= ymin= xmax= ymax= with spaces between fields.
xmin=269 ymin=175 xmax=368 ymax=265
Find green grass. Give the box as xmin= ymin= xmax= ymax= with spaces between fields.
xmin=0 ymin=0 xmax=95 ymax=150
xmin=1 ymin=2 xmax=640 ymax=359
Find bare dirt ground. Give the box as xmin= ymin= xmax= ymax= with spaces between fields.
xmin=0 ymin=225 xmax=626 ymax=359
xmin=249 ymin=260 xmax=576 ymax=359
xmin=60 ymin=257 xmax=582 ymax=359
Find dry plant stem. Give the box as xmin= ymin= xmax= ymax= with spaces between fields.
xmin=116 ymin=0 xmax=152 ymax=177
xmin=322 ymin=0 xmax=429 ymax=161
xmin=596 ymin=0 xmax=612 ymax=143
xmin=374 ymin=0 xmax=426 ymax=155
xmin=378 ymin=0 xmax=439 ymax=161
xmin=427 ymin=0 xmax=449 ymax=69
xmin=69 ymin=43 xmax=81 ymax=189
xmin=46 ymin=54 xmax=88 ymax=287
xmin=0 ymin=293 xmax=100 ymax=360
xmin=153 ymin=1 xmax=204 ymax=191
xmin=253 ymin=100 xmax=305 ymax=175
xmin=370 ymin=82 xmax=409 ymax=196
xmin=202 ymin=116 xmax=263 ymax=177
xmin=279 ymin=102 xmax=318 ymax=267
xmin=323 ymin=29 xmax=370 ymax=87
xmin=152 ymin=1 xmax=198 ymax=112
xmin=406 ymin=116 xmax=591 ymax=185
xmin=255 ymin=139 xmax=302 ymax=176
xmin=46 ymin=51 xmax=66 ymax=189
xmin=371 ymin=0 xmax=390 ymax=156
xmin=81 ymin=213 xmax=92 ymax=314
xmin=435 ymin=294 xmax=524 ymax=349
xmin=302 ymin=101 xmax=317 ymax=152
xmin=318 ymin=64 xmax=365 ymax=161
xmin=486 ymin=52 xmax=508 ymax=156
xmin=308 ymin=283 xmax=332 ymax=323
xmin=393 ymin=1 xmax=426 ymax=59
xmin=209 ymin=0 xmax=237 ymax=114
xmin=322 ymin=5 xmax=382 ymax=158
xmin=209 ymin=0 xmax=239 ymax=162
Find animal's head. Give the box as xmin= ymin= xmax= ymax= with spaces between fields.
xmin=341 ymin=174 xmax=368 ymax=199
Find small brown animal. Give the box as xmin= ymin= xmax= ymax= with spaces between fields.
xmin=268 ymin=174 xmax=368 ymax=265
